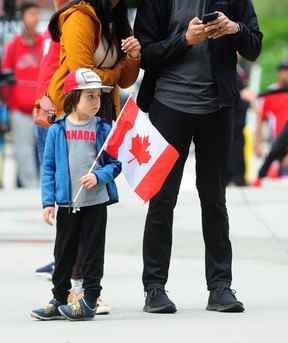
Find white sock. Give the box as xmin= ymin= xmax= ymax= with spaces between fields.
xmin=71 ymin=279 xmax=83 ymax=295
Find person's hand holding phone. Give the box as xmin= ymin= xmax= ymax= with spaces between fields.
xmin=204 ymin=12 xmax=240 ymax=39
xmin=185 ymin=17 xmax=208 ymax=46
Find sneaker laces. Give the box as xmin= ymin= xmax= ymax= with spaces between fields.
xmin=70 ymin=301 xmax=83 ymax=316
xmin=218 ymin=287 xmax=237 ymax=299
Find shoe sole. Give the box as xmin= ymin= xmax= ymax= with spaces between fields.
xmin=95 ymin=310 xmax=110 ymax=315
xmin=206 ymin=303 xmax=245 ymax=313
xmin=143 ymin=304 xmax=177 ymax=314
xmin=31 ymin=312 xmax=64 ymax=321
xmin=95 ymin=305 xmax=111 ymax=315
xmin=58 ymin=307 xmax=95 ymax=321
xmin=35 ymin=272 xmax=53 ymax=281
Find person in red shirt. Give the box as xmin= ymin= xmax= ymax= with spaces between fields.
xmin=254 ymin=63 xmax=288 ymax=157
xmin=252 ymin=62 xmax=288 ymax=186
xmin=2 ymin=2 xmax=43 ymax=188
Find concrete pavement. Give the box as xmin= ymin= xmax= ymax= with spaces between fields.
xmin=1 ymin=157 xmax=288 ymax=342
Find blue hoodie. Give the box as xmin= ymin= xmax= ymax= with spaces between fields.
xmin=42 ymin=117 xmax=121 ymax=208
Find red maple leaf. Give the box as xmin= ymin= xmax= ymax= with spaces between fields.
xmin=128 ymin=134 xmax=152 ymax=165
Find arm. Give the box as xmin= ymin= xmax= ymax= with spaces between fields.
xmin=93 ymin=123 xmax=122 ymax=185
xmin=254 ymin=99 xmax=268 ymax=157
xmin=232 ymin=0 xmax=263 ymax=61
xmin=117 ymin=56 xmax=140 ymax=89
xmin=134 ymin=0 xmax=190 ymax=71
xmin=41 ymin=127 xmax=56 ymax=208
xmin=94 ymin=151 xmax=122 ymax=186
xmin=254 ymin=115 xmax=264 ymax=157
xmin=61 ymin=12 xmax=123 ymax=85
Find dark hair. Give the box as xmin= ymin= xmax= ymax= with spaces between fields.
xmin=49 ymin=0 xmax=131 ymax=56
xmin=277 ymin=61 xmax=288 ymax=72
xmin=87 ymin=0 xmax=131 ymax=47
xmin=63 ymin=90 xmax=82 ymax=115
xmin=19 ymin=1 xmax=38 ymax=19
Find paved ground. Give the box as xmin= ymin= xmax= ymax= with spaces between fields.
xmin=1 ymin=157 xmax=288 ymax=342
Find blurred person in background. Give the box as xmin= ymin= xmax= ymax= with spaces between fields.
xmin=0 ymin=68 xmax=9 ymax=188
xmin=0 ymin=57 xmax=10 ymax=188
xmin=34 ymin=0 xmax=69 ymax=167
xmin=252 ymin=61 xmax=288 ymax=187
xmin=226 ymin=62 xmax=251 ymax=187
xmin=1 ymin=1 xmax=43 ymax=188
xmin=253 ymin=62 xmax=288 ymax=179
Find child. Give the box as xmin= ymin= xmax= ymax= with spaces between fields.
xmin=31 ymin=68 xmax=121 ymax=321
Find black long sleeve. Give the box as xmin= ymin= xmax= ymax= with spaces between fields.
xmin=232 ymin=0 xmax=263 ymax=61
xmin=134 ymin=0 xmax=190 ymax=71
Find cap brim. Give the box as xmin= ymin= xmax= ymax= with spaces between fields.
xmin=74 ymin=84 xmax=113 ymax=93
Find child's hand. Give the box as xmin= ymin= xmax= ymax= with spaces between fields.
xmin=43 ymin=207 xmax=55 ymax=226
xmin=80 ymin=173 xmax=98 ymax=190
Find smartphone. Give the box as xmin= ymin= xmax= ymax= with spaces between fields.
xmin=202 ymin=12 xmax=219 ymax=24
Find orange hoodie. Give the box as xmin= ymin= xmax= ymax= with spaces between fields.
xmin=48 ymin=1 xmax=140 ymax=116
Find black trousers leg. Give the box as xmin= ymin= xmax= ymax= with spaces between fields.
xmin=80 ymin=205 xmax=107 ymax=305
xmin=142 ymin=100 xmax=193 ymax=289
xmin=193 ymin=108 xmax=233 ymax=290
xmin=52 ymin=207 xmax=81 ymax=303
xmin=258 ymin=123 xmax=288 ymax=178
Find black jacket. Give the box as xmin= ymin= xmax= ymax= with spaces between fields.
xmin=134 ymin=0 xmax=263 ymax=112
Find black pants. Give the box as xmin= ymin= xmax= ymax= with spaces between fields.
xmin=52 ymin=205 xmax=107 ymax=304
xmin=258 ymin=122 xmax=288 ymax=178
xmin=143 ymin=100 xmax=233 ymax=291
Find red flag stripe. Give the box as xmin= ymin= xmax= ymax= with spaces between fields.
xmin=134 ymin=144 xmax=179 ymax=202
xmin=105 ymin=98 xmax=139 ymax=158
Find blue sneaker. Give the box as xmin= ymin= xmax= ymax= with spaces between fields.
xmin=31 ymin=299 xmax=64 ymax=321
xmin=58 ymin=298 xmax=96 ymax=321
xmin=35 ymin=262 xmax=54 ymax=281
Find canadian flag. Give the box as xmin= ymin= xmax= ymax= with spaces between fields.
xmin=103 ymin=98 xmax=179 ymax=202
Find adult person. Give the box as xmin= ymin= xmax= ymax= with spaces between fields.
xmin=252 ymin=121 xmax=288 ymax=187
xmin=2 ymin=2 xmax=43 ymax=188
xmin=34 ymin=0 xmax=68 ymax=166
xmin=226 ymin=64 xmax=252 ymax=187
xmin=252 ymin=62 xmax=288 ymax=180
xmin=47 ymin=0 xmax=140 ymax=121
xmin=134 ymin=0 xmax=262 ymax=313
xmin=254 ymin=62 xmax=288 ymax=158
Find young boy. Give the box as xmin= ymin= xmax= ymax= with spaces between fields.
xmin=31 ymin=68 xmax=121 ymax=321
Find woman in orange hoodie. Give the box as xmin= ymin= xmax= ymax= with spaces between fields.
xmin=47 ymin=0 xmax=141 ymax=121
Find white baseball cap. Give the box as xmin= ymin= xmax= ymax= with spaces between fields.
xmin=64 ymin=68 xmax=113 ymax=94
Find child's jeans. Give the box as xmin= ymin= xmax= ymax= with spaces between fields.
xmin=52 ymin=204 xmax=107 ymax=305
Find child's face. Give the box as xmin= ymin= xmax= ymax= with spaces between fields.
xmin=23 ymin=7 xmax=39 ymax=32
xmin=76 ymin=89 xmax=101 ymax=119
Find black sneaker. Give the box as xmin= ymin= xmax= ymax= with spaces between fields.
xmin=143 ymin=287 xmax=177 ymax=314
xmin=58 ymin=298 xmax=96 ymax=321
xmin=31 ymin=299 xmax=64 ymax=320
xmin=206 ymin=287 xmax=245 ymax=313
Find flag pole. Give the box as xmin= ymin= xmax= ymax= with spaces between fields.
xmin=72 ymin=96 xmax=132 ymax=208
